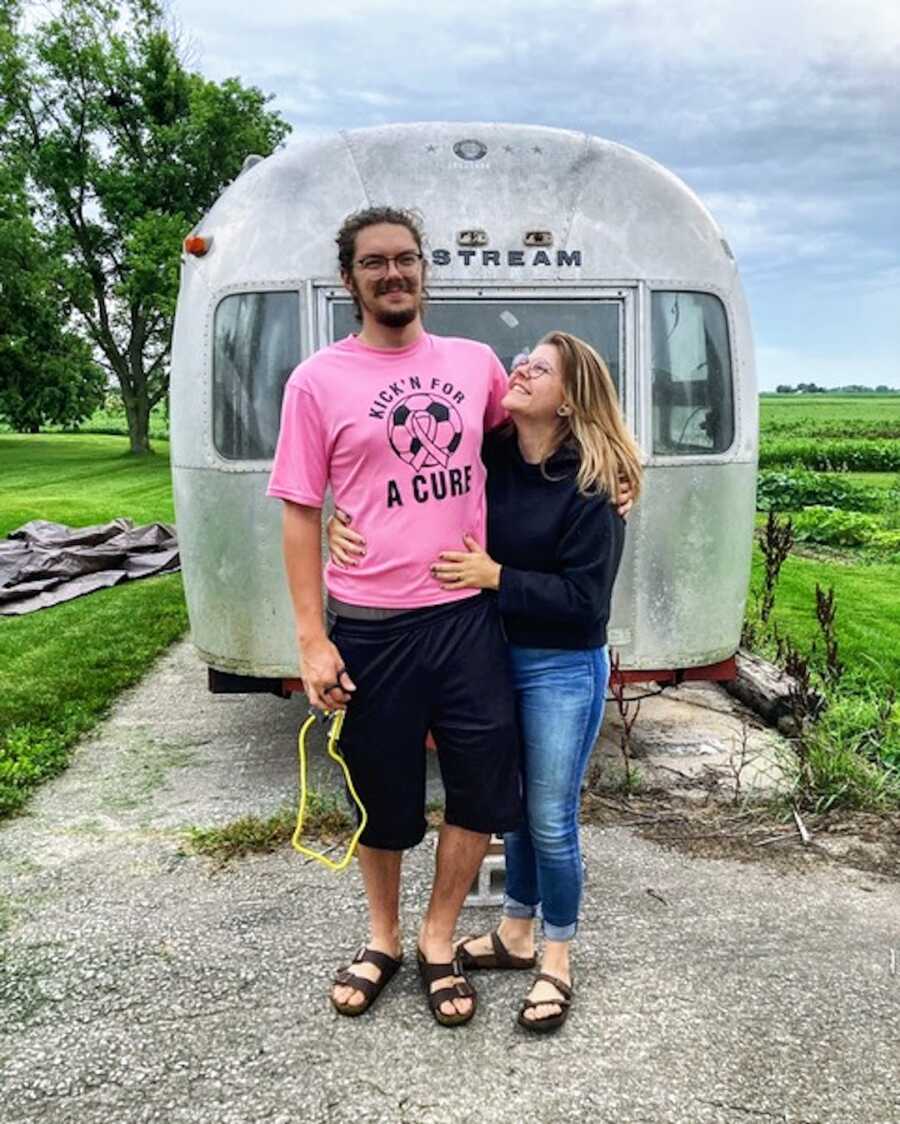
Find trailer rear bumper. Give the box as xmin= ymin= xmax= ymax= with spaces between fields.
xmin=611 ymin=657 xmax=737 ymax=685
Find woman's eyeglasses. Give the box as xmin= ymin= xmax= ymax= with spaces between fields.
xmin=510 ymin=353 xmax=556 ymax=380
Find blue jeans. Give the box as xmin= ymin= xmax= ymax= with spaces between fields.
xmin=503 ymin=645 xmax=609 ymax=941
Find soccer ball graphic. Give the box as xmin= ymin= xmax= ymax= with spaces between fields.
xmin=388 ymin=393 xmax=464 ymax=471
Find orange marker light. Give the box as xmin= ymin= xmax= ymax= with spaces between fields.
xmin=184 ymin=234 xmax=212 ymax=256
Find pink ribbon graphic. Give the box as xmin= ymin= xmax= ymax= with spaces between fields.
xmin=410 ymin=411 xmax=450 ymax=471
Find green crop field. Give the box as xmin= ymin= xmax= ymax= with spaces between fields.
xmin=757 ymin=394 xmax=900 ymax=620
xmin=760 ymin=393 xmax=900 ymax=472
xmin=759 ymin=392 xmax=900 ymax=439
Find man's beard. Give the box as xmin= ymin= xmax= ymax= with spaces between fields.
xmin=375 ymin=305 xmax=418 ymax=328
xmin=357 ymin=279 xmax=421 ymax=329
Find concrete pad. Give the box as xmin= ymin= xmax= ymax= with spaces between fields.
xmin=595 ymin=680 xmax=788 ymax=797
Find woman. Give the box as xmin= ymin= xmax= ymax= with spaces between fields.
xmin=329 ymin=331 xmax=642 ymax=1032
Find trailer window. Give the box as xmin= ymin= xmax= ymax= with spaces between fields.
xmin=333 ymin=299 xmax=622 ymax=394
xmin=651 ymin=292 xmax=734 ymax=455
xmin=213 ymin=291 xmax=300 ymax=460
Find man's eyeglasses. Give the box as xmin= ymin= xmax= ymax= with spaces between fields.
xmin=510 ymin=353 xmax=556 ymax=380
xmin=355 ymin=251 xmax=424 ymax=275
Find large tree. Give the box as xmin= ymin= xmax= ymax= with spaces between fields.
xmin=0 ymin=0 xmax=290 ymax=452
xmin=0 ymin=153 xmax=105 ymax=432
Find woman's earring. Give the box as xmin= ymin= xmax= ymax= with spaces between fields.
xmin=556 ymin=405 xmax=571 ymax=417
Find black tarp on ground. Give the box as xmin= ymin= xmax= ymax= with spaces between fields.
xmin=0 ymin=519 xmax=180 ymax=616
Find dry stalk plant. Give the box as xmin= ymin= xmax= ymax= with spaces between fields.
xmin=609 ymin=650 xmax=642 ymax=793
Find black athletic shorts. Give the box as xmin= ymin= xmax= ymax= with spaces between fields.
xmin=330 ymin=592 xmax=522 ymax=851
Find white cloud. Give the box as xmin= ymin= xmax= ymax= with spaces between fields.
xmin=702 ymin=191 xmax=856 ymax=272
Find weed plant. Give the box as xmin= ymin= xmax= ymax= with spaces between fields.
xmin=802 ymin=689 xmax=900 ymax=811
xmin=186 ymin=792 xmax=353 ymax=863
xmin=744 ymin=515 xmax=900 ymax=812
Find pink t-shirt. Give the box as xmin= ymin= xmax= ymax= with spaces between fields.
xmin=267 ymin=332 xmax=509 ymax=608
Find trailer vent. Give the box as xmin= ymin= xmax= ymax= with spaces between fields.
xmin=524 ymin=231 xmax=553 ymax=247
xmin=457 ymin=229 xmax=488 ymax=247
xmin=453 ymin=139 xmax=487 ymax=161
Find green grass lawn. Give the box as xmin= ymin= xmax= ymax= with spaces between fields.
xmin=0 ymin=433 xmax=175 ymax=535
xmin=750 ymin=548 xmax=900 ymax=691
xmin=0 ymin=433 xmax=187 ymax=817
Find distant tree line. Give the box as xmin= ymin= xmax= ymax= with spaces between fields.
xmin=0 ymin=0 xmax=290 ymax=452
xmin=774 ymin=384 xmax=897 ymax=394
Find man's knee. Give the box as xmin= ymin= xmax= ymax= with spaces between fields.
xmin=438 ymin=821 xmax=490 ymax=845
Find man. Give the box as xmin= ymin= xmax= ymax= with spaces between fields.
xmin=267 ymin=206 xmax=522 ymax=1025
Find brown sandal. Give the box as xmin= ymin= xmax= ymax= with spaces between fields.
xmin=331 ymin=945 xmax=403 ymax=1017
xmin=416 ymin=947 xmax=477 ymax=1027
xmin=456 ymin=929 xmax=536 ymax=971
xmin=517 ymin=972 xmax=573 ymax=1033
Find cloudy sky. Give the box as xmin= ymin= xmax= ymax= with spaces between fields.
xmin=173 ymin=0 xmax=899 ymax=389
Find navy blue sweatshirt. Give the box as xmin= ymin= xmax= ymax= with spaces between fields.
xmin=483 ymin=428 xmax=625 ymax=650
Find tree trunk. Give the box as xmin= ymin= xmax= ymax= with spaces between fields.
xmin=121 ymin=313 xmax=153 ymax=455
xmin=122 ymin=391 xmax=151 ymax=454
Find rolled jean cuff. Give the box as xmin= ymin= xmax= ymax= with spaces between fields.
xmin=543 ymin=919 xmax=577 ymax=942
xmin=503 ymin=895 xmax=537 ymax=920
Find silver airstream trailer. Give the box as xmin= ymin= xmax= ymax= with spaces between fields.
xmin=170 ymin=122 xmax=757 ymax=692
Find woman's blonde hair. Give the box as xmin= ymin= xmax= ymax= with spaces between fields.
xmin=539 ymin=331 xmax=643 ymax=501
